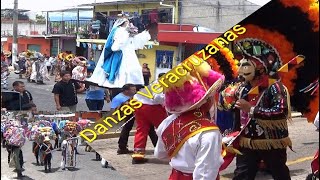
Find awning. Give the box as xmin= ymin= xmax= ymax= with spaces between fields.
xmin=158 ymin=31 xmax=221 ymax=44
xmin=157 ymin=23 xmax=222 ymax=44
xmin=76 ymin=39 xmax=159 ymax=46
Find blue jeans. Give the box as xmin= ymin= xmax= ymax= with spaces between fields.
xmin=85 ymin=99 xmax=104 ymax=111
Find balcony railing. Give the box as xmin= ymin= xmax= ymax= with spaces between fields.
xmin=48 ymin=20 xmax=91 ymax=35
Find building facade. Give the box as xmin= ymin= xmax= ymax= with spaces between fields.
xmin=180 ymin=0 xmax=261 ymax=32
xmin=1 ymin=19 xmax=50 ymax=55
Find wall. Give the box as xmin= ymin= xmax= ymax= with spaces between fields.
xmin=1 ymin=21 xmax=46 ymax=36
xmin=138 ymin=45 xmax=178 ymax=82
xmin=3 ymin=37 xmax=50 ymax=55
xmin=180 ymin=0 xmax=260 ymax=32
xmin=60 ymin=38 xmax=77 ymax=54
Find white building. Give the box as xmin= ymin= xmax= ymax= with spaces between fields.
xmin=1 ymin=19 xmax=47 ymax=36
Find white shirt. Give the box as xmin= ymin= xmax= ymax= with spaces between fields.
xmin=133 ymin=84 xmax=164 ymax=105
xmin=154 ymin=114 xmax=224 ymax=180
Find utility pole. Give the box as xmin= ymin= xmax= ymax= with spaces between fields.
xmin=12 ymin=0 xmax=18 ymax=64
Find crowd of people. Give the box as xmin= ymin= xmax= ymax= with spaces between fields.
xmin=1 ymin=111 xmax=101 ymax=178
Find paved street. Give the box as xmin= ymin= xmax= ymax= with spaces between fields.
xmin=4 ymin=71 xmax=111 ymax=112
xmin=1 ymin=139 xmax=127 ymax=180
xmin=89 ymin=117 xmax=319 ymax=180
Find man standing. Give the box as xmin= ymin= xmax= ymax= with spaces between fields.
xmin=111 ymin=84 xmax=158 ymax=154
xmin=52 ymin=70 xmax=85 ymax=112
xmin=232 ymin=39 xmax=292 ymax=180
xmin=85 ymin=85 xmax=110 ymax=111
xmin=7 ymin=81 xmax=34 ymax=110
xmin=111 ymin=84 xmax=136 ymax=154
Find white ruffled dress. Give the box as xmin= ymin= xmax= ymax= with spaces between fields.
xmin=88 ymin=27 xmax=151 ymax=88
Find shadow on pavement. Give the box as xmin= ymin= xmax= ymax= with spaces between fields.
xmin=65 ymin=167 xmax=80 ymax=171
xmin=145 ymin=150 xmax=155 ymax=155
xmin=37 ymin=167 xmax=60 ymax=173
xmin=302 ymin=142 xmax=319 ymax=145
xmin=145 ymin=158 xmax=169 ymax=165
xmin=12 ymin=175 xmax=35 ymax=180
xmin=31 ymin=162 xmax=41 ymax=166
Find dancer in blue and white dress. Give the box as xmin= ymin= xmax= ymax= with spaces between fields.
xmin=88 ymin=17 xmax=151 ymax=88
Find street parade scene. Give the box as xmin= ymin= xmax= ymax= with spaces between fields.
xmin=1 ymin=0 xmax=319 ymax=179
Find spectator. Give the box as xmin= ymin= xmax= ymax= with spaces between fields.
xmin=44 ymin=57 xmax=51 ymax=74
xmin=49 ymin=56 xmax=57 ymax=76
xmin=111 ymin=84 xmax=136 ymax=154
xmin=142 ymin=63 xmax=151 ymax=86
xmin=52 ymin=70 xmax=85 ymax=112
xmin=6 ymin=81 xmax=33 ymax=110
xmin=111 ymin=84 xmax=158 ymax=154
xmin=85 ymin=85 xmax=110 ymax=111
xmin=87 ymin=58 xmax=96 ymax=77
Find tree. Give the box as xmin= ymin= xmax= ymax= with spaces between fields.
xmin=35 ymin=14 xmax=46 ymax=23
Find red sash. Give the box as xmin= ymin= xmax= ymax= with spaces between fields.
xmin=162 ymin=109 xmax=219 ymax=159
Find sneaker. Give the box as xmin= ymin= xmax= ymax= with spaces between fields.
xmin=117 ymin=148 xmax=133 ymax=155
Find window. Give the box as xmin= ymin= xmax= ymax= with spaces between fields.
xmin=50 ymin=39 xmax=58 ymax=56
xmin=156 ymin=50 xmax=174 ymax=69
xmin=27 ymin=44 xmax=41 ymax=52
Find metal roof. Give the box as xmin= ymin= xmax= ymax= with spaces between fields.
xmin=43 ymin=7 xmax=93 ymax=13
xmin=1 ymin=8 xmax=30 ymax=12
xmin=78 ymin=0 xmax=162 ymax=7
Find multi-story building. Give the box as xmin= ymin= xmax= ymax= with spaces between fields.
xmin=44 ymin=7 xmax=93 ymax=56
xmin=1 ymin=9 xmax=50 ymax=55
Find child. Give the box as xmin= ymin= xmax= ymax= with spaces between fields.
xmin=40 ymin=136 xmax=53 ymax=173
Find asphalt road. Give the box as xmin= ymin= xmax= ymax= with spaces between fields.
xmin=4 ymin=72 xmax=111 ymax=112
xmin=1 ymin=139 xmax=127 ymax=180
xmin=90 ymin=117 xmax=319 ymax=180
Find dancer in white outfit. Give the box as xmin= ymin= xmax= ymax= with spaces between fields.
xmin=88 ymin=17 xmax=150 ymax=88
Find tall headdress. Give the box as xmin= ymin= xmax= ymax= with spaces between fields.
xmin=163 ymin=56 xmax=225 ymax=114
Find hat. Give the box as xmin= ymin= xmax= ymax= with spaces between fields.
xmin=72 ymin=56 xmax=87 ymax=66
xmin=44 ymin=136 xmax=50 ymax=142
xmin=164 ymin=55 xmax=225 ymax=114
xmin=234 ymin=38 xmax=282 ymax=77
